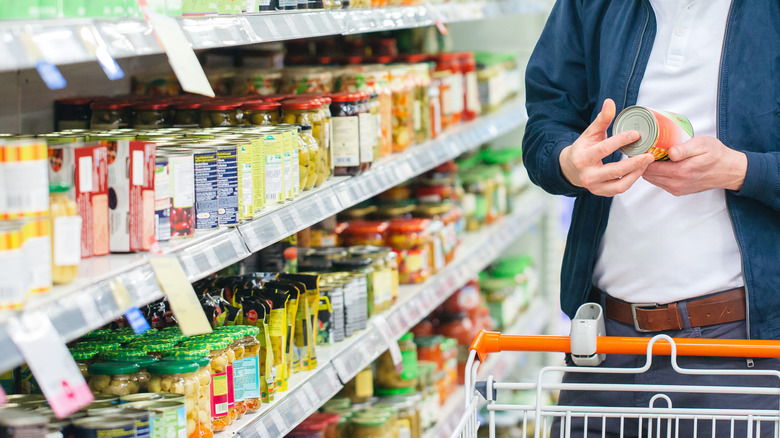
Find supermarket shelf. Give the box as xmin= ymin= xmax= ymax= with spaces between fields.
xmin=423 ymin=298 xmax=551 ymax=438
xmin=222 ymin=189 xmax=548 ymax=438
xmin=0 ymin=0 xmax=549 ymax=72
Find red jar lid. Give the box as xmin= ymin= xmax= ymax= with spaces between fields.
xmin=262 ymin=94 xmax=293 ymax=103
xmin=242 ymin=101 xmax=281 ymax=111
xmin=343 ymin=220 xmax=390 ymax=235
xmin=388 ymin=218 xmax=431 ymax=233
xmin=318 ymin=56 xmax=334 ymax=65
xmin=371 ymin=55 xmax=394 ymax=64
xmin=57 ymin=97 xmax=94 ymax=106
xmin=282 ymin=99 xmax=321 ymax=110
xmin=200 ymin=102 xmax=240 ymax=111
xmin=455 ymin=52 xmax=474 ymax=61
xmin=132 ymin=102 xmax=172 ymax=110
xmin=173 ymin=101 xmax=203 ymax=110
xmin=405 ymin=53 xmax=430 ymax=63
xmin=329 ymin=92 xmax=362 ymax=103
xmin=91 ymin=101 xmax=131 ymax=110
xmin=437 ymin=53 xmax=458 ymax=62
xmin=309 ymin=413 xmax=339 ymax=425
xmin=416 ymin=185 xmax=448 ymax=198
xmin=432 ymin=160 xmax=458 ymax=173
xmin=357 ymin=91 xmax=371 ymax=100
xmin=294 ymin=419 xmax=329 ymax=432
xmin=344 ymin=56 xmax=364 ymax=65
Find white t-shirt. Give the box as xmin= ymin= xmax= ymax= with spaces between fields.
xmin=592 ymin=0 xmax=744 ymax=304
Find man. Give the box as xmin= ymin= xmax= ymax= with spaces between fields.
xmin=522 ymin=0 xmax=780 ymax=435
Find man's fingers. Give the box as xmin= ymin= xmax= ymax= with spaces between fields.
xmin=586 ymin=130 xmax=641 ymax=159
xmin=591 ymin=154 xmax=653 ymax=182
xmin=582 ymin=98 xmax=616 ymax=139
xmin=667 ymin=138 xmax=706 ymax=161
xmin=591 ymin=167 xmax=646 ymax=197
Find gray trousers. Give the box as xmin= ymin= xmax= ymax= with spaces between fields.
xmin=551 ymin=311 xmax=780 ymax=438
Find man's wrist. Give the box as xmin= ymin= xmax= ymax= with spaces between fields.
xmin=726 ymin=150 xmax=748 ymax=191
xmin=559 ymin=145 xmax=580 ymax=187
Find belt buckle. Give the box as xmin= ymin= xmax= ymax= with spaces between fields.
xmin=630 ymin=303 xmax=658 ymax=333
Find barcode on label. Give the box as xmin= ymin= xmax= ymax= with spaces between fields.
xmin=215 ymin=402 xmax=228 ymax=413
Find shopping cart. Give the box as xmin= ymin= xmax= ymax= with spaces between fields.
xmin=454 ymin=309 xmax=780 ymax=438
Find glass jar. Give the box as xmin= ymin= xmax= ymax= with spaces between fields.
xmin=300 ymin=125 xmax=320 ymax=191
xmin=377 ymin=393 xmax=422 ymax=438
xmin=71 ymin=350 xmax=97 ymax=380
xmin=480 ymin=147 xmax=525 ymax=212
xmin=350 ymin=414 xmax=389 ymax=438
xmin=315 ymin=97 xmax=333 ymax=184
xmin=415 ymin=203 xmax=460 ymax=265
xmin=161 ymin=350 xmax=213 ymax=436
xmin=199 ymin=102 xmax=241 ymax=128
xmin=428 ymin=78 xmax=442 ymax=139
xmin=338 ymin=366 xmax=373 ymax=405
xmin=339 ymin=221 xmax=389 ymax=247
xmin=366 ymin=68 xmax=393 ymax=158
xmin=55 ymin=97 xmax=93 ymax=130
xmin=388 ymin=67 xmax=414 ymax=152
xmin=172 ymin=101 xmax=202 ymax=127
xmin=132 ymin=103 xmax=172 ymax=129
xmin=290 ymin=418 xmax=329 ymax=438
xmin=338 ymin=203 xmax=377 ymax=222
xmin=435 ymin=54 xmax=463 ymax=129
xmin=295 ymin=127 xmax=311 ymax=193
xmin=356 ymin=92 xmax=374 ymax=172
xmin=460 ymin=169 xmax=489 ymax=231
xmin=458 ymin=52 xmax=481 ymax=122
xmin=240 ymin=101 xmax=280 ymax=126
xmin=98 ymin=351 xmax=157 ymax=392
xmin=90 ymin=101 xmax=131 ymax=130
xmin=407 ymin=60 xmax=432 ymax=144
xmin=375 ymin=333 xmax=418 ymax=391
xmin=415 ymin=361 xmax=439 ymax=428
xmin=329 ymin=92 xmax=363 ymax=176
xmin=49 ymin=182 xmax=79 ymax=285
xmin=147 ymin=361 xmax=201 ymax=438
xmin=373 ymin=200 xmax=416 ymax=221
xmin=180 ymin=340 xmax=231 ymax=430
xmin=414 ymin=336 xmax=444 ymax=372
xmin=387 ymin=219 xmax=431 ymax=284
xmin=87 ymin=362 xmax=141 ymax=396
xmin=237 ymin=326 xmax=262 ymax=413
xmin=222 ymin=330 xmax=246 ymax=419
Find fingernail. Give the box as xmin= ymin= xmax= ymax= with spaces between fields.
xmin=628 ymin=131 xmax=640 ymax=141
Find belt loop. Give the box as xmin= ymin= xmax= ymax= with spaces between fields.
xmin=678 ymin=301 xmax=692 ymax=330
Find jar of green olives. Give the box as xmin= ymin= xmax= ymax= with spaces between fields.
xmin=300 ymin=125 xmax=320 ymax=190
xmin=90 ymin=101 xmax=132 ymax=130
xmin=173 ymin=101 xmax=203 ymax=127
xmin=132 ymin=102 xmax=172 ymax=129
xmin=241 ymin=101 xmax=281 ymax=126
xmin=200 ymin=102 xmax=241 ymax=127
xmin=87 ymin=362 xmax=141 ymax=396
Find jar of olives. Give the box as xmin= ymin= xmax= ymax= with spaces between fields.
xmin=200 ymin=102 xmax=241 ymax=128
xmin=87 ymin=362 xmax=141 ymax=396
xmin=387 ymin=219 xmax=432 ymax=284
xmin=98 ymin=350 xmax=157 ymax=392
xmin=300 ymin=125 xmax=320 ymax=190
xmin=147 ymin=361 xmax=201 ymax=438
xmin=217 ymin=329 xmax=247 ymax=419
xmin=237 ymin=326 xmax=263 ymax=413
xmin=90 ymin=101 xmax=132 ymax=130
xmin=132 ymin=102 xmax=172 ymax=129
xmin=71 ymin=349 xmax=97 ymax=380
xmin=180 ymin=340 xmax=231 ymax=431
xmin=282 ymin=99 xmax=322 ymax=129
xmin=241 ymin=101 xmax=280 ymax=126
xmin=161 ymin=349 xmax=213 ymax=434
xmin=329 ymin=92 xmax=362 ymax=176
xmin=173 ymin=101 xmax=203 ymax=127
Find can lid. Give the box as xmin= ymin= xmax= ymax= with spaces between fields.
xmin=0 ymin=409 xmax=48 ymax=427
xmin=613 ymin=106 xmax=657 ymax=157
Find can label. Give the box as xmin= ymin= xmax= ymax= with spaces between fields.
xmin=217 ymin=147 xmax=239 ymax=226
xmin=154 ymin=158 xmax=171 ymax=242
xmin=22 ymin=219 xmax=51 ymax=294
xmin=646 ymin=108 xmax=693 ymax=160
xmin=194 ymin=150 xmax=218 ymax=229
xmin=263 ymin=135 xmax=284 ymax=204
xmin=0 ymin=140 xmax=49 ymax=219
xmin=169 ymin=155 xmax=195 ymax=238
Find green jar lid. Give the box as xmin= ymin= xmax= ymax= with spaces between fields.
xmin=479 ymin=147 xmax=522 ymax=165
xmin=241 ymin=326 xmax=260 ymax=336
xmin=163 ymin=348 xmax=209 ymax=360
xmin=398 ymin=333 xmax=414 ymax=343
xmin=145 ymin=333 xmax=186 ymax=342
xmin=160 ymin=357 xmax=210 ymax=368
xmin=70 ymin=350 xmax=97 ymax=361
xmin=351 ymin=416 xmax=388 ymax=427
xmin=147 ymin=361 xmax=199 ymax=375
xmin=162 ymin=326 xmax=181 ymax=333
xmin=491 ymin=255 xmax=532 ymax=280
xmin=375 ymin=387 xmax=416 ymax=396
xmin=119 ymin=356 xmax=158 ymax=369
xmin=180 ymin=340 xmax=230 ymax=351
xmin=126 ymin=342 xmax=175 ymax=352
xmin=87 ymin=361 xmax=140 ymax=376
xmin=98 ymin=333 xmax=139 ymax=344
xmin=321 ymin=397 xmax=351 ymax=410
xmin=72 ymin=342 xmax=122 ymax=352
xmin=49 ymin=182 xmax=71 ymax=193
xmin=82 ymin=329 xmax=113 ymax=339
xmin=99 ymin=350 xmax=150 ymax=362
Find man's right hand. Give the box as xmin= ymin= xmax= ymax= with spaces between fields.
xmin=559 ymin=99 xmax=655 ymax=197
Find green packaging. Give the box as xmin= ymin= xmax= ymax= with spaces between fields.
xmin=0 ymin=0 xmax=40 ymax=19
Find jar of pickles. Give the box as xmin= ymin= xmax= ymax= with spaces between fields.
xmin=199 ymin=102 xmax=241 ymax=127
xmin=235 ymin=326 xmax=262 ymax=413
xmin=180 ymin=340 xmax=231 ymax=431
xmin=87 ymin=362 xmax=141 ymax=396
xmin=71 ymin=349 xmax=97 ymax=380
xmin=339 ymin=221 xmax=389 ymax=247
xmin=241 ymin=101 xmax=280 ymax=126
xmin=348 ymin=246 xmax=396 ymax=313
xmin=415 ymin=203 xmax=461 ymax=265
xmin=373 ymin=200 xmax=416 ymax=221
xmin=365 ymin=68 xmax=393 ymax=157
xmin=132 ymin=103 xmax=172 ymax=129
xmin=387 ymin=219 xmax=431 ymax=284
xmin=147 ymin=361 xmax=201 ymax=438
xmin=300 ymin=125 xmax=320 ymax=191
xmin=388 ymin=67 xmax=414 ymax=152
xmin=49 ymin=182 xmax=80 ymax=285
xmin=407 ymin=59 xmax=432 ymax=144
xmin=329 ymin=92 xmax=362 ymax=176
xmin=90 ymin=101 xmax=131 ymax=130
xmin=436 ymin=54 xmax=463 ymax=129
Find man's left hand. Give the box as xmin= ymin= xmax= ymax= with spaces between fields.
xmin=643 ymin=136 xmax=748 ymax=196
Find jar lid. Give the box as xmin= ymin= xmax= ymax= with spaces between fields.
xmin=180 ymin=339 xmax=230 ymax=350
xmin=162 ymin=326 xmax=182 ymax=333
xmin=321 ymin=397 xmax=351 ymax=410
xmin=70 ymin=349 xmax=97 ymax=361
xmin=91 ymin=101 xmax=131 ymax=110
xmin=119 ymin=356 xmax=158 ymax=368
xmin=132 ymin=103 xmax=171 ymax=110
xmin=307 ymin=246 xmax=349 ymax=258
xmin=437 ymin=53 xmax=459 ymax=62
xmin=72 ymin=342 xmax=122 ymax=352
xmin=399 ymin=332 xmax=414 ymax=343
xmin=350 ymin=416 xmax=388 ymax=426
xmin=480 ymin=147 xmax=523 ymax=165
xmin=125 ymin=341 xmax=175 ymax=352
xmin=82 ymin=329 xmax=113 ymax=339
xmin=298 ymin=258 xmax=332 ymax=273
xmin=387 ymin=218 xmax=431 ymax=233
xmin=309 ymin=412 xmax=340 ymax=425
xmin=87 ymin=361 xmax=140 ymax=376
xmin=404 ymin=53 xmax=429 ymax=63
xmin=162 ymin=347 xmax=209 ymax=358
xmin=329 ymin=92 xmax=362 ymax=103
xmin=49 ymin=182 xmax=71 ymax=193
xmin=294 ymin=418 xmax=329 ymax=432
xmin=347 ymin=245 xmax=387 ymax=256
xmin=242 ymin=101 xmax=281 ymax=111
xmin=240 ymin=326 xmax=260 ymax=336
xmin=98 ymin=333 xmax=138 ymax=343
xmin=415 ymin=203 xmax=453 ymax=217
xmin=282 ymin=99 xmax=321 ymax=110
xmin=56 ymin=97 xmax=94 ymax=106
xmin=343 ymin=220 xmax=390 ymax=235
xmin=374 ymin=386 xmax=416 ymax=396
xmin=414 ymin=335 xmax=444 ymax=347
xmin=98 ymin=349 xmax=150 ymax=361
xmin=262 ymin=94 xmax=292 ymax=103
xmin=147 ymin=361 xmax=199 ymax=375
xmin=200 ymin=102 xmax=241 ymax=111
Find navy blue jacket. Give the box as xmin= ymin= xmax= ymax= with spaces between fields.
xmin=522 ymin=0 xmax=780 ymax=339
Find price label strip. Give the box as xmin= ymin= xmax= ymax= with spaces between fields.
xmin=138 ymin=0 xmax=215 ymax=97
xmin=372 ymin=315 xmax=403 ymax=373
xmin=252 ymin=421 xmax=271 ymax=438
xmin=7 ymin=312 xmax=93 ymax=418
xmin=302 ymin=382 xmax=319 ymax=407
xmin=149 ymin=257 xmax=213 ymax=336
xmin=269 ymin=410 xmax=287 ymax=434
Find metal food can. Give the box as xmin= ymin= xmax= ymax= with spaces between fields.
xmin=70 ymin=416 xmax=135 ymax=438
xmin=614 ymin=106 xmax=694 ymax=160
xmin=0 ymin=408 xmax=48 ymax=438
xmin=114 ymin=408 xmax=151 ymax=438
xmin=192 ymin=147 xmax=219 ymax=230
xmin=92 ymin=395 xmax=120 ymax=404
xmin=126 ymin=401 xmax=184 ymax=438
xmin=0 ymin=140 xmax=49 ymax=220
xmin=0 ymin=221 xmax=28 ymax=309
xmin=119 ymin=393 xmax=163 ymax=404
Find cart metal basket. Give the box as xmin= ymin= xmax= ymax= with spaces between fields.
xmin=454 ymin=330 xmax=780 ymax=438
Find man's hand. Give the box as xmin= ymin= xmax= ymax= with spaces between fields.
xmin=643 ymin=136 xmax=748 ymax=196
xmin=560 ymin=99 xmax=654 ymax=197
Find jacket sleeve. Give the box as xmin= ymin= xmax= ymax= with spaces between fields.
xmin=522 ymin=0 xmax=591 ymax=197
xmin=733 ymin=151 xmax=780 ymax=210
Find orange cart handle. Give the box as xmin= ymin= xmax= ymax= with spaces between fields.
xmin=469 ymin=330 xmax=780 ymax=362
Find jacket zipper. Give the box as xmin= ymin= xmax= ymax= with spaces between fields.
xmin=716 ymin=0 xmax=750 ymax=342
xmin=586 ymin=1 xmax=652 ymax=304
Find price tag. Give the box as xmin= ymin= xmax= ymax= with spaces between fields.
xmin=143 ymin=8 xmax=215 ymax=97
xmin=229 ymin=233 xmax=248 ymax=257
xmin=283 ymin=16 xmax=301 ymax=37
xmin=373 ymin=315 xmax=403 ymax=373
xmin=270 ymin=410 xmax=287 ymax=433
xmin=204 ymin=248 xmax=220 ymax=269
xmin=313 ymin=197 xmax=327 ymax=217
xmin=271 ymin=214 xmax=286 ymax=236
xmin=7 ymin=312 xmax=93 ymax=418
xmin=125 ymin=307 xmax=151 ymax=334
xmin=181 ymin=255 xmax=200 ymax=279
xmin=109 ymin=279 xmax=132 ymax=311
xmin=302 ymin=15 xmax=317 ymax=34
xmin=289 ymin=208 xmax=303 ymax=229
xmin=149 ymin=257 xmax=213 ymax=336
xmin=296 ymin=391 xmax=313 ymax=413
xmin=253 ymin=421 xmax=271 ymax=438
xmin=77 ymin=25 xmax=124 ymax=81
xmin=264 ymin=18 xmax=282 ymax=39
xmin=302 ymin=382 xmax=319 ymax=406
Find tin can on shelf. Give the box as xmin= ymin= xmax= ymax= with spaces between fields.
xmin=613 ymin=106 xmax=694 ymax=160
xmin=70 ymin=416 xmax=136 ymax=438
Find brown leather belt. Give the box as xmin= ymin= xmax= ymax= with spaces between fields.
xmin=599 ymin=288 xmax=746 ymax=332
